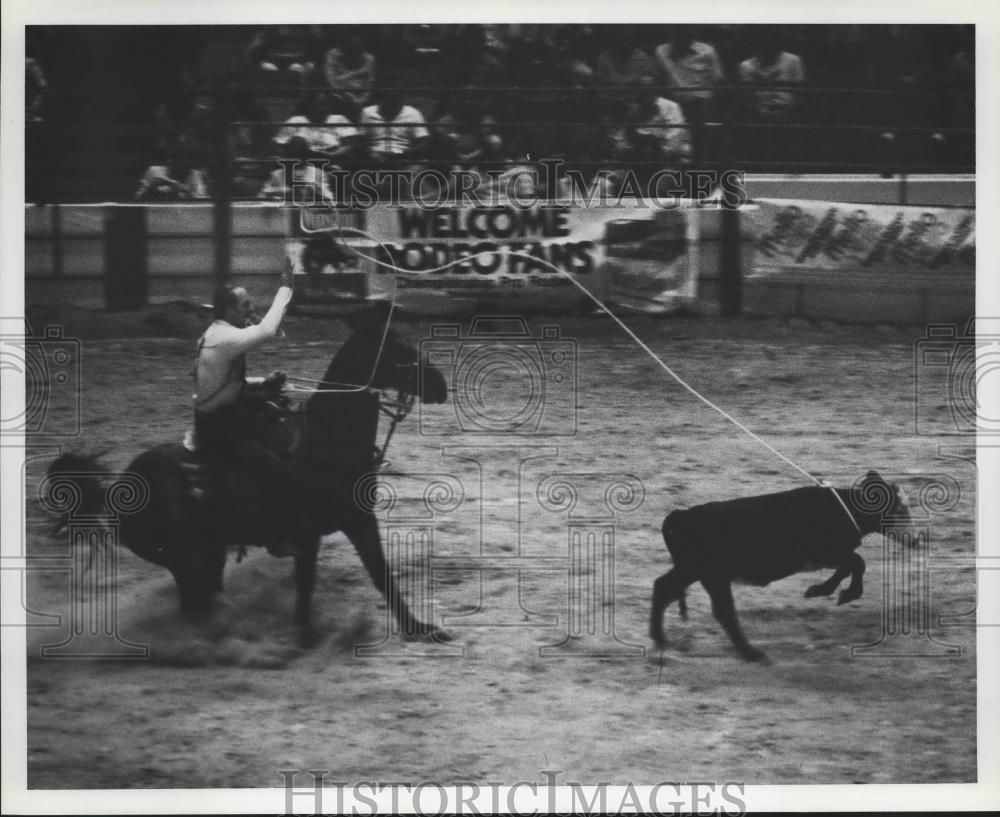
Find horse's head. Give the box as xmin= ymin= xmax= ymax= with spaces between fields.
xmin=303 ymin=308 xmax=448 ymax=468
xmin=334 ymin=306 xmax=447 ymax=404
xmin=368 ymin=331 xmax=448 ymax=405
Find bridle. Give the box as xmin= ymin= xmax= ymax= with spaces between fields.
xmin=374 ymin=386 xmax=416 ymax=468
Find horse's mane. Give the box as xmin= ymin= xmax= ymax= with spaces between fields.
xmin=300 ymin=324 xmax=410 ymax=469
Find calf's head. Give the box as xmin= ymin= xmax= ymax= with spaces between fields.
xmin=850 ymin=470 xmax=912 ymax=533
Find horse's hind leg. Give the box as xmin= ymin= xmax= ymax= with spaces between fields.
xmin=169 ymin=543 xmax=225 ymax=620
xmin=342 ymin=514 xmax=452 ymax=642
xmin=206 ymin=541 xmax=227 ymax=595
xmin=293 ymin=535 xmax=320 ymax=647
xmin=171 ymin=564 xmax=211 ymax=620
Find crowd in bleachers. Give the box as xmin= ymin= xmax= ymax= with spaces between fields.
xmin=25 ymin=24 xmax=975 ymax=203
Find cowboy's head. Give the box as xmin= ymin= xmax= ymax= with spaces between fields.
xmin=213 ymin=285 xmax=255 ymax=327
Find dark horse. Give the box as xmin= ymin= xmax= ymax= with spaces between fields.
xmin=46 ymin=309 xmax=450 ymax=645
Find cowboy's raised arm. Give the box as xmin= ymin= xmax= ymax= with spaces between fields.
xmin=221 ymin=267 xmax=294 ymax=354
xmin=253 ymin=263 xmax=295 ymax=338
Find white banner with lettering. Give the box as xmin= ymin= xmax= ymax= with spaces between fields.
xmin=750 ymin=199 xmax=975 ymax=275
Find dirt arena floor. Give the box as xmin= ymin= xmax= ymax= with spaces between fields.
xmin=21 ymin=306 xmax=977 ymax=788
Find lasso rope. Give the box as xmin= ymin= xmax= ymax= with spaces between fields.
xmin=297 ymin=214 xmax=861 ymax=531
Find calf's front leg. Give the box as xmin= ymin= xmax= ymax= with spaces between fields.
xmin=805 ymin=562 xmax=851 ymax=598
xmin=836 ymin=552 xmax=866 ymax=606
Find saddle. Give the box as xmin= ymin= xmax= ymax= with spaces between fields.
xmin=180 ymin=382 xmax=299 ymax=499
xmin=180 ymin=388 xmax=301 ymax=559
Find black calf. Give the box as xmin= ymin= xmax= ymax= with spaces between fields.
xmin=649 ymin=471 xmax=910 ymax=662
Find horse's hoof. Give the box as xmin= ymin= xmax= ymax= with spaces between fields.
xmin=403 ymin=624 xmax=453 ymax=643
xmin=804 ymin=584 xmax=828 ymax=599
xmin=742 ymin=648 xmax=771 ymax=664
xmin=837 ymin=590 xmax=860 ymax=606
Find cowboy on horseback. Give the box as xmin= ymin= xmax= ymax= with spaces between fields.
xmin=192 ymin=264 xmax=300 ymax=556
xmin=45 ymin=282 xmax=452 ymax=642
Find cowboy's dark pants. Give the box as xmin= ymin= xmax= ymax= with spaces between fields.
xmin=194 ymin=400 xmax=298 ymax=545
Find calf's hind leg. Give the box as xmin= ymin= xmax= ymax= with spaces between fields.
xmin=701 ymin=575 xmax=769 ymax=663
xmin=649 ymin=567 xmax=693 ymax=649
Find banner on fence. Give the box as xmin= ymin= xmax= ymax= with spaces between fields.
xmin=750 ymin=198 xmax=975 ymax=275
xmin=287 ymin=202 xmax=699 ymax=315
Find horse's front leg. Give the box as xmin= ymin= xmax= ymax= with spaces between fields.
xmin=294 ymin=535 xmax=321 ymax=647
xmin=342 ymin=513 xmax=453 ymax=642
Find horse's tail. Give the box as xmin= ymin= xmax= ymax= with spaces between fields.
xmin=42 ymin=450 xmax=111 ymax=535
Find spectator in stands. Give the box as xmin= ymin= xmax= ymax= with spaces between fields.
xmin=479 ymin=24 xmax=520 ymax=79
xmin=258 ymin=136 xmax=332 ymax=203
xmin=247 ymin=25 xmax=322 ymax=76
xmin=231 ymin=157 xmax=268 ymax=200
xmin=323 ymin=31 xmax=377 ymax=116
xmin=655 ymin=27 xmax=725 ymax=103
xmin=654 ymin=26 xmax=725 ymax=161
xmin=551 ymin=25 xmax=598 ymax=84
xmin=273 ymin=91 xmax=360 ymax=161
xmin=430 ymin=86 xmax=503 ymax=164
xmin=230 ymin=103 xmax=272 ymax=199
xmin=481 ymin=24 xmax=518 ymax=55
xmin=594 ymin=27 xmax=657 ymax=99
xmin=736 ymin=27 xmax=805 ymax=121
xmin=358 ymin=80 xmax=430 ymax=163
xmin=600 ymin=97 xmax=639 ymax=163
xmin=630 ymin=76 xmax=692 ymax=169
xmin=736 ymin=27 xmax=806 ymax=165
xmin=135 ymin=144 xmax=210 ymax=201
xmin=149 ymin=93 xmax=217 ymax=172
